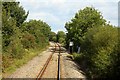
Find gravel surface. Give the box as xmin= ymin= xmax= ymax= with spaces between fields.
xmin=61 ymin=52 xmax=86 ymax=79
xmin=4 ymin=42 xmax=87 ymax=79
xmin=41 ymin=52 xmax=58 ymax=78
xmin=5 ymin=42 xmax=55 ymax=78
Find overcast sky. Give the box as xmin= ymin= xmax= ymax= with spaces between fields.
xmin=16 ymin=0 xmax=119 ymax=33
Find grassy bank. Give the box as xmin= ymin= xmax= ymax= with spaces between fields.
xmin=2 ymin=45 xmax=49 ymax=77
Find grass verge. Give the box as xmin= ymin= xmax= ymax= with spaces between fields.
xmin=2 ymin=45 xmax=49 ymax=77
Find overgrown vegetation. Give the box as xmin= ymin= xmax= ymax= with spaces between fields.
xmin=56 ymin=31 xmax=66 ymax=45
xmin=49 ymin=31 xmax=66 ymax=46
xmin=2 ymin=1 xmax=120 ymax=79
xmin=65 ymin=7 xmax=120 ymax=78
xmin=49 ymin=31 xmax=57 ymax=42
xmin=2 ymin=2 xmax=51 ymax=73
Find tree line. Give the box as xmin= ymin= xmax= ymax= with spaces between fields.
xmin=65 ymin=7 xmax=120 ymax=78
xmin=49 ymin=31 xmax=66 ymax=45
xmin=2 ymin=1 xmax=66 ymax=73
xmin=2 ymin=1 xmax=120 ymax=78
xmin=2 ymin=2 xmax=52 ymax=73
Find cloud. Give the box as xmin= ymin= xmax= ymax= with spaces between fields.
xmin=16 ymin=0 xmax=119 ymax=32
xmin=27 ymin=12 xmax=65 ymax=32
xmin=28 ymin=12 xmax=62 ymax=24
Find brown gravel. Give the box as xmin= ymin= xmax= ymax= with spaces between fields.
xmin=5 ymin=42 xmax=55 ymax=78
xmin=4 ymin=42 xmax=87 ymax=79
xmin=41 ymin=53 xmax=58 ymax=78
xmin=61 ymin=52 xmax=86 ymax=79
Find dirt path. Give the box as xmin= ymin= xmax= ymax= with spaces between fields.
xmin=3 ymin=42 xmax=86 ymax=79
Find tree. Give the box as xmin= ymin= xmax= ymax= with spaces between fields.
xmin=65 ymin=6 xmax=120 ymax=79
xmin=2 ymin=2 xmax=29 ymax=49
xmin=65 ymin=7 xmax=106 ymax=51
xmin=2 ymin=2 xmax=29 ymax=27
xmin=57 ymin=31 xmax=66 ymax=44
xmin=2 ymin=1 xmax=28 ymax=69
xmin=49 ymin=31 xmax=56 ymax=42
xmin=81 ymin=25 xmax=119 ymax=78
xmin=2 ymin=1 xmax=52 ymax=73
xmin=21 ymin=20 xmax=51 ymax=48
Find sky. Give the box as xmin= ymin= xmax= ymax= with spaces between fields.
xmin=16 ymin=0 xmax=119 ymax=33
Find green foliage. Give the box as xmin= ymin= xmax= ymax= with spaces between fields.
xmin=21 ymin=31 xmax=36 ymax=49
xmin=2 ymin=8 xmax=15 ymax=49
xmin=21 ymin=20 xmax=51 ymax=47
xmin=49 ymin=31 xmax=56 ymax=42
xmin=65 ymin=6 xmax=119 ymax=78
xmin=2 ymin=2 xmax=51 ymax=74
xmin=65 ymin=7 xmax=106 ymax=51
xmin=8 ymin=38 xmax=24 ymax=59
xmin=56 ymin=31 xmax=66 ymax=45
xmin=2 ymin=2 xmax=24 ymax=55
xmin=2 ymin=2 xmax=29 ymax=27
xmin=21 ymin=20 xmax=51 ymax=38
xmin=73 ymin=53 xmax=81 ymax=62
xmin=81 ymin=26 xmax=118 ymax=78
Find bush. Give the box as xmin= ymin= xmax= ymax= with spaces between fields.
xmin=8 ymin=37 xmax=24 ymax=59
xmin=73 ymin=53 xmax=82 ymax=63
xmin=2 ymin=2 xmax=51 ymax=74
xmin=2 ymin=53 xmax=13 ymax=71
xmin=81 ymin=26 xmax=119 ymax=78
xmin=21 ymin=32 xmax=36 ymax=49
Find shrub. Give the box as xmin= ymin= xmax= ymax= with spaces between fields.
xmin=21 ymin=32 xmax=36 ymax=49
xmin=81 ymin=26 xmax=119 ymax=78
xmin=8 ymin=37 xmax=24 ymax=59
xmin=73 ymin=53 xmax=82 ymax=62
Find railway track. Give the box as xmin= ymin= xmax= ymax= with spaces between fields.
xmin=36 ymin=43 xmax=61 ymax=80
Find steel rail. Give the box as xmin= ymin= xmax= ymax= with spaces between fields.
xmin=56 ymin=43 xmax=61 ymax=80
xmin=36 ymin=43 xmax=56 ymax=80
xmin=36 ymin=43 xmax=61 ymax=80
